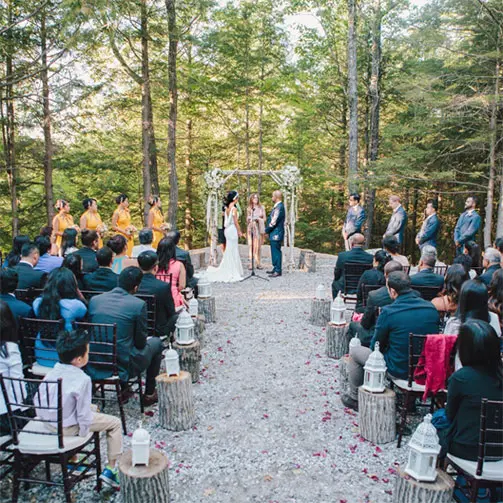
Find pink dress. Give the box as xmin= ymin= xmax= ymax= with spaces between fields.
xmin=157 ymin=259 xmax=184 ymax=307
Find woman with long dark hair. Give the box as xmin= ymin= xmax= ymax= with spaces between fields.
xmin=157 ymin=237 xmax=186 ymax=308
xmin=3 ymin=234 xmax=30 ymax=268
xmin=33 ymin=267 xmax=87 ymax=367
xmin=62 ymin=253 xmax=85 ymax=290
xmin=432 ymin=264 xmax=468 ymax=316
xmin=60 ymin=228 xmax=79 ymax=257
xmin=355 ymin=250 xmax=392 ymax=311
xmin=488 ymin=269 xmax=503 ymax=330
xmin=463 ymin=240 xmax=482 ymax=274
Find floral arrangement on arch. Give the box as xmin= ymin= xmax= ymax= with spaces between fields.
xmin=280 ymin=165 xmax=302 ymax=190
xmin=204 ymin=167 xmax=226 ymax=194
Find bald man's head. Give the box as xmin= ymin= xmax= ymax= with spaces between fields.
xmin=349 ymin=233 xmax=365 ymax=247
xmin=272 ymin=190 xmax=283 ymax=202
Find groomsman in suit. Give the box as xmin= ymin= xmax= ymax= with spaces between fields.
xmin=384 ymin=195 xmax=407 ymax=246
xmin=265 ymin=190 xmax=285 ymax=278
xmin=342 ymin=193 xmax=366 ymax=251
xmin=454 ymin=195 xmax=481 ymax=256
xmin=14 ymin=243 xmax=47 ymax=289
xmin=415 ymin=199 xmax=440 ymax=251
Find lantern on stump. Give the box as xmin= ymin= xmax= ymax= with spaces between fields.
xmin=132 ymin=422 xmax=151 ymax=466
xmin=315 ymin=284 xmax=327 ymax=299
xmin=188 ymin=298 xmax=199 ymax=317
xmin=198 ymin=277 xmax=212 ymax=298
xmin=330 ymin=292 xmax=346 ymax=325
xmin=164 ymin=344 xmax=180 ymax=377
xmin=362 ymin=342 xmax=386 ymax=393
xmin=405 ymin=414 xmax=441 ymax=482
xmin=176 ymin=309 xmax=195 ymax=345
xmin=349 ymin=336 xmax=361 ymax=351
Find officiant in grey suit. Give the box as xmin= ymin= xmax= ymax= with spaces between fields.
xmin=342 ymin=193 xmax=366 ymax=251
xmin=384 ymin=195 xmax=407 ymax=246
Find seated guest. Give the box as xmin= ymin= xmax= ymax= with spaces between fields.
xmin=137 ymin=251 xmax=178 ymax=336
xmin=0 ymin=301 xmax=31 ymax=436
xmin=3 ymin=235 xmax=31 ymax=268
xmin=88 ymin=267 xmax=163 ymax=406
xmin=464 ymin=240 xmax=482 ymax=274
xmin=343 ymin=271 xmax=440 ymax=410
xmin=437 ymin=320 xmax=502 ymax=461
xmin=33 ymin=268 xmax=87 ymax=367
xmin=107 ymin=235 xmax=137 ymax=274
xmin=38 ymin=225 xmax=53 ymax=239
xmin=495 ymin=236 xmax=503 ymax=266
xmin=83 ymin=247 xmax=118 ymax=292
xmin=60 ymin=228 xmax=79 ymax=257
xmin=410 ymin=245 xmax=445 ymax=289
xmin=131 ymin=229 xmax=156 ymax=258
xmin=75 ymin=229 xmax=99 ymax=273
xmin=488 ymin=269 xmax=503 ymax=330
xmin=0 ymin=269 xmax=33 ymax=322
xmin=331 ymin=233 xmax=373 ymax=298
xmin=432 ymin=264 xmax=468 ymax=315
xmin=382 ymin=235 xmax=409 ymax=267
xmin=166 ymin=230 xmax=198 ymax=292
xmin=62 ymin=253 xmax=85 ymax=290
xmin=453 ymin=254 xmax=477 ymax=279
xmin=479 ymin=247 xmax=501 ymax=286
xmin=157 ymin=237 xmax=187 ymax=308
xmin=444 ymin=279 xmax=501 ymax=337
xmin=355 ymin=250 xmax=392 ymax=312
xmin=347 ymin=260 xmax=403 ymax=346
xmin=13 ymin=243 xmax=47 ymax=289
xmin=34 ymin=236 xmax=63 ymax=273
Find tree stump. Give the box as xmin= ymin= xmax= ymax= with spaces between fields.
xmin=339 ymin=354 xmax=350 ymax=396
xmin=326 ymin=323 xmax=350 ymax=359
xmin=156 ymin=371 xmax=195 ymax=431
xmin=173 ymin=340 xmax=201 ymax=383
xmin=393 ymin=466 xmax=455 ymax=503
xmin=309 ymin=298 xmax=331 ymax=326
xmin=358 ymin=387 xmax=396 ymax=444
xmin=119 ymin=449 xmax=170 ymax=503
xmin=198 ymin=296 xmax=216 ymax=323
xmin=298 ymin=250 xmax=316 ymax=272
xmin=193 ymin=315 xmax=205 ymax=347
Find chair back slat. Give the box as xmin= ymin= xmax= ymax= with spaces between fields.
xmin=343 ymin=262 xmax=373 ymax=294
xmin=156 ymin=273 xmax=174 ymax=286
xmin=412 ymin=285 xmax=442 ymax=301
xmin=79 ymin=290 xmax=105 ymax=301
xmin=433 ymin=265 xmax=447 ymax=277
xmin=403 ymin=266 xmax=411 ymax=276
xmin=477 ymin=399 xmax=503 ymax=476
xmin=135 ymin=294 xmax=156 ymax=338
xmin=362 ymin=284 xmax=382 ymax=308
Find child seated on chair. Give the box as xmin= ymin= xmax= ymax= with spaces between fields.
xmin=36 ymin=329 xmax=123 ymax=489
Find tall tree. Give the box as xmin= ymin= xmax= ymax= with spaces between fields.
xmin=347 ymin=0 xmax=358 ymax=192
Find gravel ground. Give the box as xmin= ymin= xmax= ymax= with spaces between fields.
xmin=1 ymin=253 xmax=411 ymax=503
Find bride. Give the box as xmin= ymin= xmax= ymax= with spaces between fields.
xmin=205 ymin=190 xmax=244 ymax=283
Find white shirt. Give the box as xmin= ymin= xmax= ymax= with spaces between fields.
xmin=36 ymin=363 xmax=93 ymax=436
xmin=0 ymin=342 xmax=26 ymax=415
xmin=18 ymin=260 xmax=33 ymax=268
xmin=131 ymin=244 xmax=155 ymax=258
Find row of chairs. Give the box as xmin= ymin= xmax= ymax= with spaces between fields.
xmin=361 ymin=283 xmax=442 ymax=307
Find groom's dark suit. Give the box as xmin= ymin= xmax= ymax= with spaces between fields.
xmin=265 ymin=201 xmax=285 ymax=275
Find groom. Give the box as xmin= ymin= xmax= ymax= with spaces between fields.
xmin=265 ymin=190 xmax=286 ymax=277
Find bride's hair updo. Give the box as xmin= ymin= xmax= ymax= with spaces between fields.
xmin=224 ymin=191 xmax=239 ymax=207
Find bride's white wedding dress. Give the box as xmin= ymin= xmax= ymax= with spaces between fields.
xmin=205 ymin=208 xmax=244 ymax=283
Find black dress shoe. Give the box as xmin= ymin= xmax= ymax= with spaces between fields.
xmin=341 ymin=394 xmax=358 ymax=411
xmin=266 ymin=269 xmax=275 ymax=274
xmin=270 ymin=272 xmax=282 ymax=277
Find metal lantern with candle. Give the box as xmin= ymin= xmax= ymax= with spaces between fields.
xmin=164 ymin=344 xmax=180 ymax=376
xmin=188 ymin=297 xmax=199 ymax=317
xmin=330 ymin=291 xmax=346 ymax=325
xmin=361 ymin=342 xmax=386 ymax=393
xmin=315 ymin=283 xmax=327 ymax=299
xmin=198 ymin=276 xmax=212 ymax=298
xmin=132 ymin=422 xmax=151 ymax=466
xmin=175 ymin=309 xmax=195 ymax=345
xmin=405 ymin=414 xmax=441 ymax=482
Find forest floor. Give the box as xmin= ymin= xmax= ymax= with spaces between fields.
xmin=1 ymin=252 xmax=413 ymax=503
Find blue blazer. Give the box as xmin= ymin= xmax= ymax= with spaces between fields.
xmin=417 ymin=214 xmax=440 ymax=248
xmin=344 ymin=205 xmax=366 ymax=237
xmin=385 ymin=206 xmax=407 ymax=244
xmin=454 ymin=211 xmax=481 ymax=246
xmin=265 ymin=202 xmax=285 ymax=242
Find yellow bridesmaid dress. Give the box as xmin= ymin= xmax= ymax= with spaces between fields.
xmin=81 ymin=210 xmax=104 ymax=248
xmin=52 ymin=213 xmax=75 ymax=251
xmin=113 ymin=207 xmax=134 ymax=256
xmin=150 ymin=207 xmax=165 ymax=249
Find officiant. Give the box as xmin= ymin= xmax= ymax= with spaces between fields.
xmin=246 ymin=193 xmax=266 ymax=270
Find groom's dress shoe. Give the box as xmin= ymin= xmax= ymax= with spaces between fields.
xmin=270 ymin=272 xmax=282 ymax=277
xmin=266 ymin=270 xmax=275 ymax=274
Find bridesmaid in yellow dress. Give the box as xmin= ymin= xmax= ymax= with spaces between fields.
xmin=80 ymin=198 xmax=105 ymax=248
xmin=51 ymin=200 xmax=77 ymax=256
xmin=111 ymin=194 xmax=136 ymax=257
xmin=147 ymin=196 xmax=169 ymax=249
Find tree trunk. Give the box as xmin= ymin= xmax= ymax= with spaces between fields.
xmin=141 ymin=0 xmax=159 ymax=224
xmin=326 ymin=323 xmax=350 ymax=359
xmin=40 ymin=10 xmax=54 ymax=226
xmin=198 ymin=296 xmax=216 ymax=323
xmin=309 ymin=298 xmax=331 ymax=326
xmin=166 ymin=0 xmax=178 ymax=229
xmin=411 ymin=187 xmax=419 ymax=263
xmin=245 ymin=88 xmax=250 ymax=171
xmin=184 ymin=43 xmax=193 ymax=249
xmin=358 ymin=387 xmax=396 ymax=444
xmin=497 ymin=157 xmax=503 ymax=237
xmin=173 ymin=340 xmax=201 ymax=383
xmin=484 ymin=32 xmax=500 ymax=247
xmin=347 ymin=0 xmax=358 ymax=193
xmin=393 ymin=467 xmax=455 ymax=503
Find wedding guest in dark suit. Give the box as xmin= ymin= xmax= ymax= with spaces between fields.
xmin=355 ymin=249 xmax=392 ymax=312
xmin=82 ymin=247 xmax=118 ymax=292
xmin=3 ymin=235 xmax=31 ymax=269
xmin=75 ymin=229 xmax=99 ymax=273
xmin=13 ymin=243 xmax=47 ymax=289
xmin=34 ymin=236 xmax=63 ymax=274
xmin=265 ymin=190 xmax=286 ymax=278
xmin=0 ymin=269 xmax=33 ymax=323
xmin=331 ymin=233 xmax=373 ymax=298
xmin=384 ymin=195 xmax=407 ymax=245
xmin=342 ymin=193 xmax=366 ymax=251
xmin=454 ymin=195 xmax=481 ymax=255
xmin=166 ymin=230 xmax=198 ymax=292
xmin=415 ymin=199 xmax=440 ymax=250
xmin=410 ymin=245 xmax=445 ymax=289
xmin=479 ymin=247 xmax=501 ymax=287
xmin=137 ymin=251 xmax=178 ymax=337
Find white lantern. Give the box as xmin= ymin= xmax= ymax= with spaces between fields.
xmin=175 ymin=309 xmax=195 ymax=345
xmin=132 ymin=422 xmax=151 ymax=466
xmin=164 ymin=344 xmax=180 ymax=376
xmin=349 ymin=336 xmax=361 ymax=351
xmin=315 ymin=284 xmax=326 ymax=299
xmin=188 ymin=297 xmax=199 ymax=317
xmin=330 ymin=292 xmax=346 ymax=325
xmin=405 ymin=414 xmax=441 ymax=482
xmin=198 ymin=277 xmax=212 ymax=298
xmin=362 ymin=342 xmax=387 ymax=393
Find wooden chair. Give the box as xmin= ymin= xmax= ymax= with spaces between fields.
xmin=73 ymin=321 xmax=127 ymax=435
xmin=445 ymin=399 xmax=503 ymax=503
xmin=79 ymin=289 xmax=105 ymax=301
xmin=342 ymin=263 xmax=373 ymax=304
xmin=14 ymin=288 xmax=37 ymax=306
xmin=403 ymin=265 xmax=411 ymax=275
xmin=433 ymin=265 xmax=448 ymax=276
xmin=0 ymin=375 xmax=102 ymax=503
xmin=135 ymin=293 xmax=157 ymax=338
xmin=361 ymin=284 xmax=382 ymax=308
xmin=412 ymin=284 xmax=443 ymax=301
